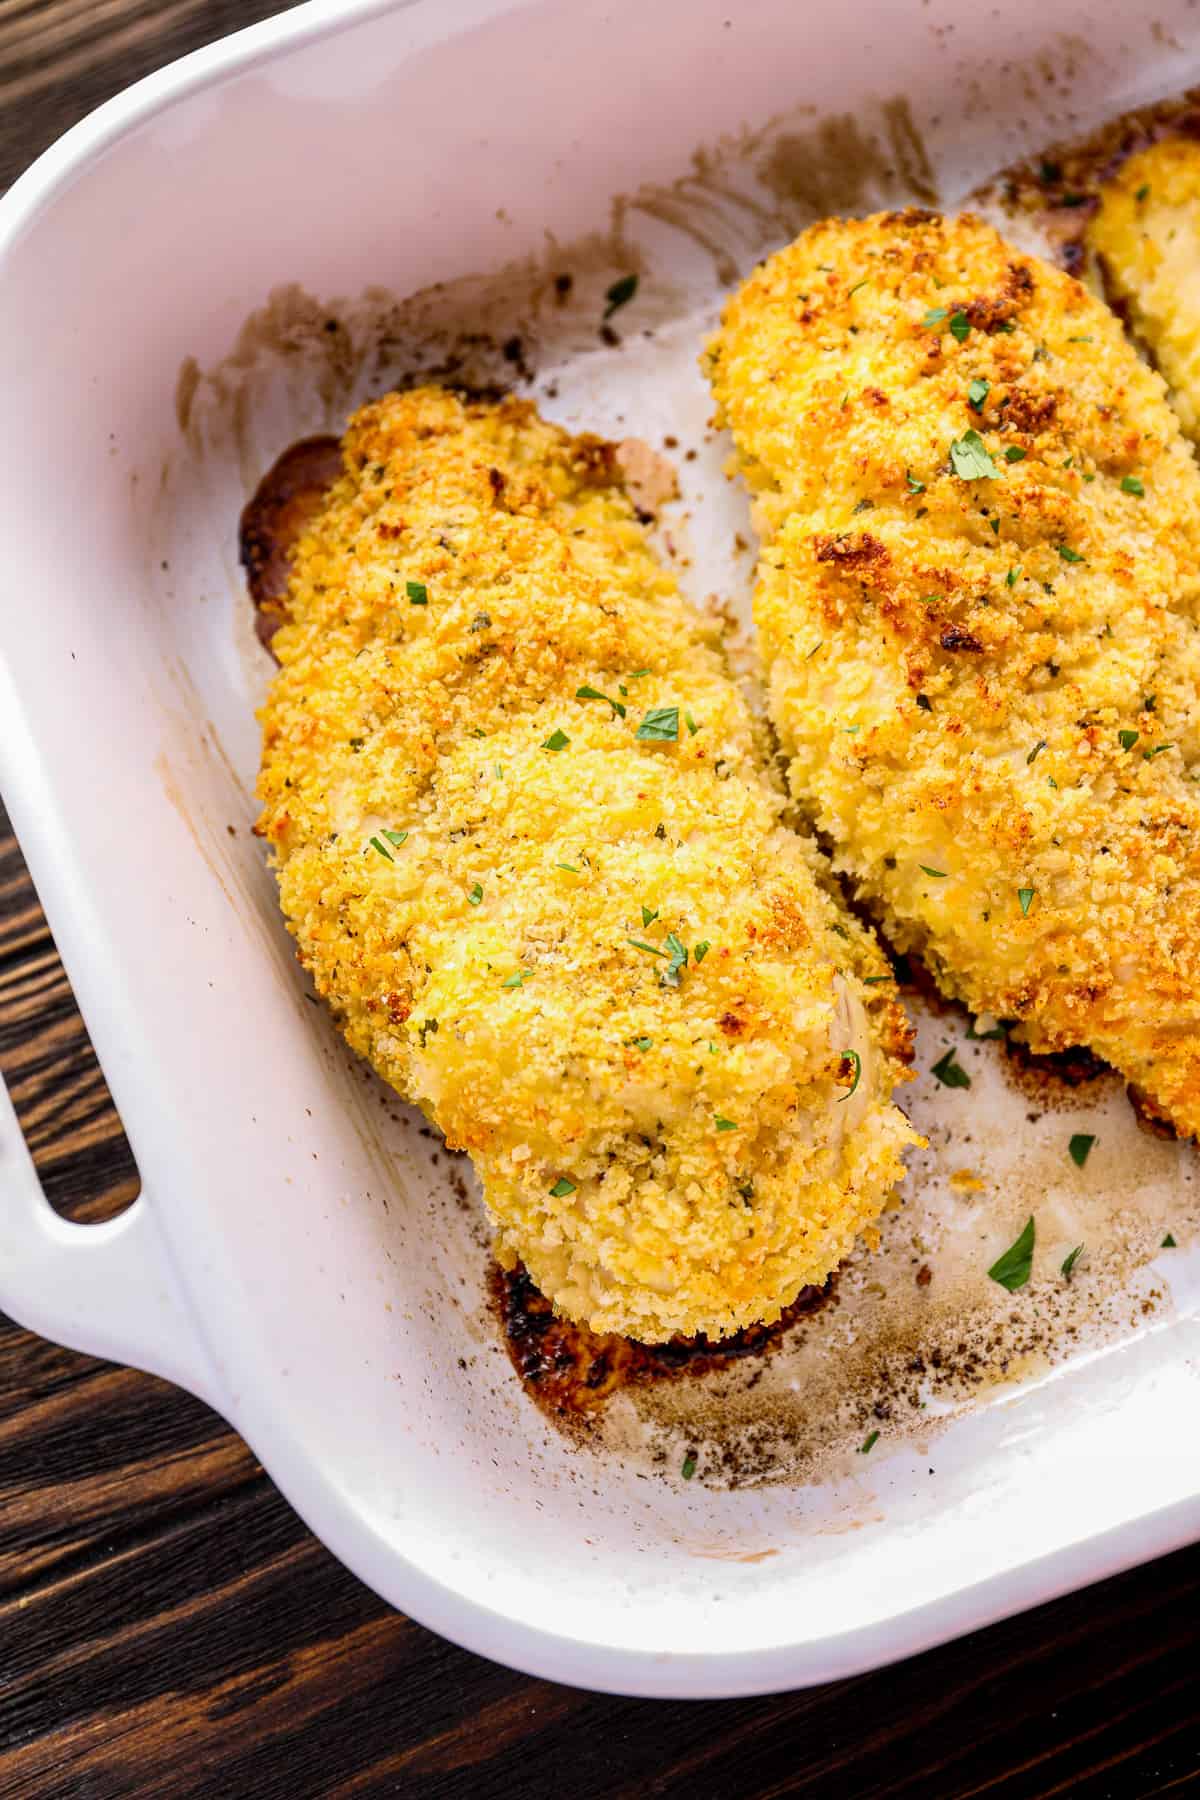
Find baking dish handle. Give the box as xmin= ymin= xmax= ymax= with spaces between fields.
xmin=0 ymin=1068 xmax=223 ymax=1407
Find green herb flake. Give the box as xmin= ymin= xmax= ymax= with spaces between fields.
xmin=1066 ymin=334 xmax=1093 ymax=343
xmin=1058 ymin=544 xmax=1084 ymax=564
xmin=920 ymin=864 xmax=948 ymax=879
xmin=1027 ymin=739 xmax=1046 ymax=764
xmin=863 ymin=974 xmax=893 ymax=984
xmin=641 ymin=905 xmax=659 ymax=927
xmin=922 ymin=305 xmax=949 ymax=327
xmin=663 ymin=933 xmax=689 ymax=987
xmin=369 ymin=835 xmax=394 ymax=862
xmin=635 ymin=706 xmax=680 ymax=742
xmin=916 ymin=694 xmax=933 ymax=712
xmin=694 ymin=940 xmax=711 ymax=963
xmin=603 ymin=273 xmax=638 ymax=319
xmin=931 ymin=1048 xmax=971 ymax=1089
xmin=1004 ymin=446 xmax=1027 ymax=463
xmin=806 ymin=641 xmax=824 ymax=660
xmin=576 ymin=683 xmax=626 ymax=718
xmin=502 ymin=970 xmax=531 ymax=989
xmin=627 ymin=937 xmax=666 ymax=958
xmin=949 ymin=310 xmax=971 ymax=343
xmin=1136 ymin=182 xmax=1150 ymax=202
xmin=906 ymin=469 xmax=926 ymax=493
xmin=967 ymin=377 xmax=990 ymax=410
xmin=1118 ymin=729 xmax=1140 ymax=751
xmin=838 ymin=1049 xmax=862 ymax=1101
xmin=681 ymin=1452 xmax=698 ymax=1481
xmin=1040 ymin=159 xmax=1062 ymax=184
xmin=406 ymin=581 xmax=428 ymax=605
xmin=549 ymin=1176 xmax=576 ymax=1197
xmin=714 ymin=1115 xmax=738 ymax=1132
xmin=383 ymin=828 xmax=409 ymax=846
xmin=1018 ymin=887 xmax=1035 ymax=916
xmin=988 ymin=1216 xmax=1036 ymax=1292
xmin=1162 ymin=1232 xmax=1178 ymax=1248
xmin=1061 ymin=1244 xmax=1085 ymax=1280
xmin=949 ymin=428 xmax=998 ymax=480
xmin=542 ymin=728 xmax=570 ymax=752
xmin=468 ymin=882 xmax=483 ymax=906
xmin=858 ymin=1430 xmax=880 ymax=1455
xmin=1068 ymin=1133 xmax=1095 ymax=1168
xmin=847 ymin=278 xmax=869 ymax=297
xmin=1144 ymin=742 xmax=1174 ymax=761
xmin=557 ymin=862 xmax=579 ymax=873
xmin=685 ymin=709 xmax=699 ymax=736
xmin=632 ymin=1037 xmax=652 ymax=1052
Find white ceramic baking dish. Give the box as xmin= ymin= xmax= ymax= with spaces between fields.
xmin=2 ymin=0 xmax=1200 ymax=1699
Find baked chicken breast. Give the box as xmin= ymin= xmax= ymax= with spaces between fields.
xmin=707 ymin=208 xmax=1200 ymax=1136
xmin=1090 ymin=136 xmax=1200 ymax=439
xmin=257 ymin=387 xmax=916 ymax=1341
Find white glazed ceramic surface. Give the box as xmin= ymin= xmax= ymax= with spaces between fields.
xmin=2 ymin=0 xmax=1200 ymax=1699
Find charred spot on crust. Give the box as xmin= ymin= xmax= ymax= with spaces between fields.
xmin=1128 ymin=1082 xmax=1181 ymax=1140
xmin=962 ymin=262 xmax=1035 ymax=334
xmin=815 ymin=530 xmax=889 ymax=571
xmin=1004 ymin=390 xmax=1058 ymax=433
xmin=240 ymin=435 xmax=342 ymax=652
xmin=491 ymin=1261 xmax=831 ymax=1417
xmin=940 ymin=625 xmax=984 ymax=653
xmin=572 ymin=433 xmax=622 ymax=486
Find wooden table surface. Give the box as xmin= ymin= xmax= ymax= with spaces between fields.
xmin=2 ymin=4 xmax=1200 ymax=1795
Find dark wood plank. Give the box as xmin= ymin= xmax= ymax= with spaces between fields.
xmin=1 ymin=7 xmax=1199 ymax=1797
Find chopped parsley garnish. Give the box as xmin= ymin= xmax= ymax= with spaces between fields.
xmin=603 ymin=273 xmax=638 ymax=318
xmin=931 ymin=1048 xmax=971 ymax=1089
xmin=1039 ymin=159 xmax=1062 ymax=184
xmin=557 ymin=862 xmax=579 ymax=872
xmin=576 ymin=683 xmax=626 ymax=718
xmin=642 ymin=905 xmax=659 ymax=926
xmin=1061 ymin=1244 xmax=1084 ymax=1280
xmin=468 ymin=882 xmax=483 ymax=906
xmin=550 ymin=1177 xmax=576 ymax=1197
xmin=806 ymin=641 xmax=824 ymax=660
xmin=988 ymin=1216 xmax=1035 ymax=1292
xmin=1066 ymin=334 xmax=1093 ymax=342
xmin=406 ymin=581 xmax=428 ymax=605
xmin=916 ymin=694 xmax=932 ymax=712
xmin=627 ymin=938 xmax=666 ymax=958
xmin=1004 ymin=446 xmax=1027 ymax=463
xmin=920 ymin=865 xmax=948 ymax=878
xmin=1136 ymin=183 xmax=1150 ymax=201
xmin=949 ymin=310 xmax=971 ymax=343
xmin=714 ymin=1115 xmax=738 ymax=1132
xmin=502 ymin=970 xmax=531 ymax=988
xmin=694 ymin=940 xmax=711 ymax=963
xmin=663 ymin=933 xmax=689 ymax=987
xmin=1162 ymin=1232 xmax=1178 ymax=1248
xmin=369 ymin=835 xmax=394 ymax=862
xmin=681 ymin=1452 xmax=697 ymax=1480
xmin=1118 ymin=729 xmax=1140 ymax=751
xmin=685 ymin=709 xmax=699 ymax=735
xmin=858 ymin=1430 xmax=880 ymax=1455
xmin=949 ymin=428 xmax=998 ymax=480
xmin=906 ymin=469 xmax=926 ymax=493
xmin=967 ymin=377 xmax=990 ymax=410
xmin=542 ymin=729 xmax=570 ymax=751
xmin=383 ymin=828 xmax=408 ymax=846
xmin=919 ymin=593 xmax=939 ymax=605
xmin=1026 ymin=740 xmax=1046 ymax=764
xmin=863 ymin=974 xmax=893 ymax=984
xmin=847 ymin=278 xmax=869 ymax=297
xmin=632 ymin=1037 xmax=652 ymax=1051
xmin=922 ymin=305 xmax=949 ymax=326
xmin=1068 ymin=1133 xmax=1095 ymax=1168
xmin=838 ymin=1049 xmax=862 ymax=1100
xmin=1144 ymin=743 xmax=1174 ymax=761
xmin=1057 ymin=544 xmax=1084 ymax=563
xmin=1018 ymin=887 xmax=1035 ymax=916
xmin=636 ymin=706 xmax=680 ymax=742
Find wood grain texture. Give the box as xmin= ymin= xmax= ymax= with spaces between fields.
xmin=1 ymin=6 xmax=1199 ymax=1795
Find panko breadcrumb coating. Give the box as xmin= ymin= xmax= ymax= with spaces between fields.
xmin=257 ymin=388 xmax=916 ymax=1341
xmin=707 ymin=208 xmax=1200 ymax=1137
xmin=1089 ymin=137 xmax=1200 ymax=438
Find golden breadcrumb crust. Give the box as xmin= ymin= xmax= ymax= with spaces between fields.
xmin=257 ymin=388 xmax=916 ymax=1340
xmin=707 ymin=207 xmax=1200 ymax=1136
xmin=1090 ymin=137 xmax=1200 ymax=439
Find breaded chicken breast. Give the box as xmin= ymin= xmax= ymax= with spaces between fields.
xmin=1090 ymin=137 xmax=1200 ymax=437
xmin=707 ymin=208 xmax=1200 ymax=1136
xmin=257 ymin=388 xmax=916 ymax=1341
